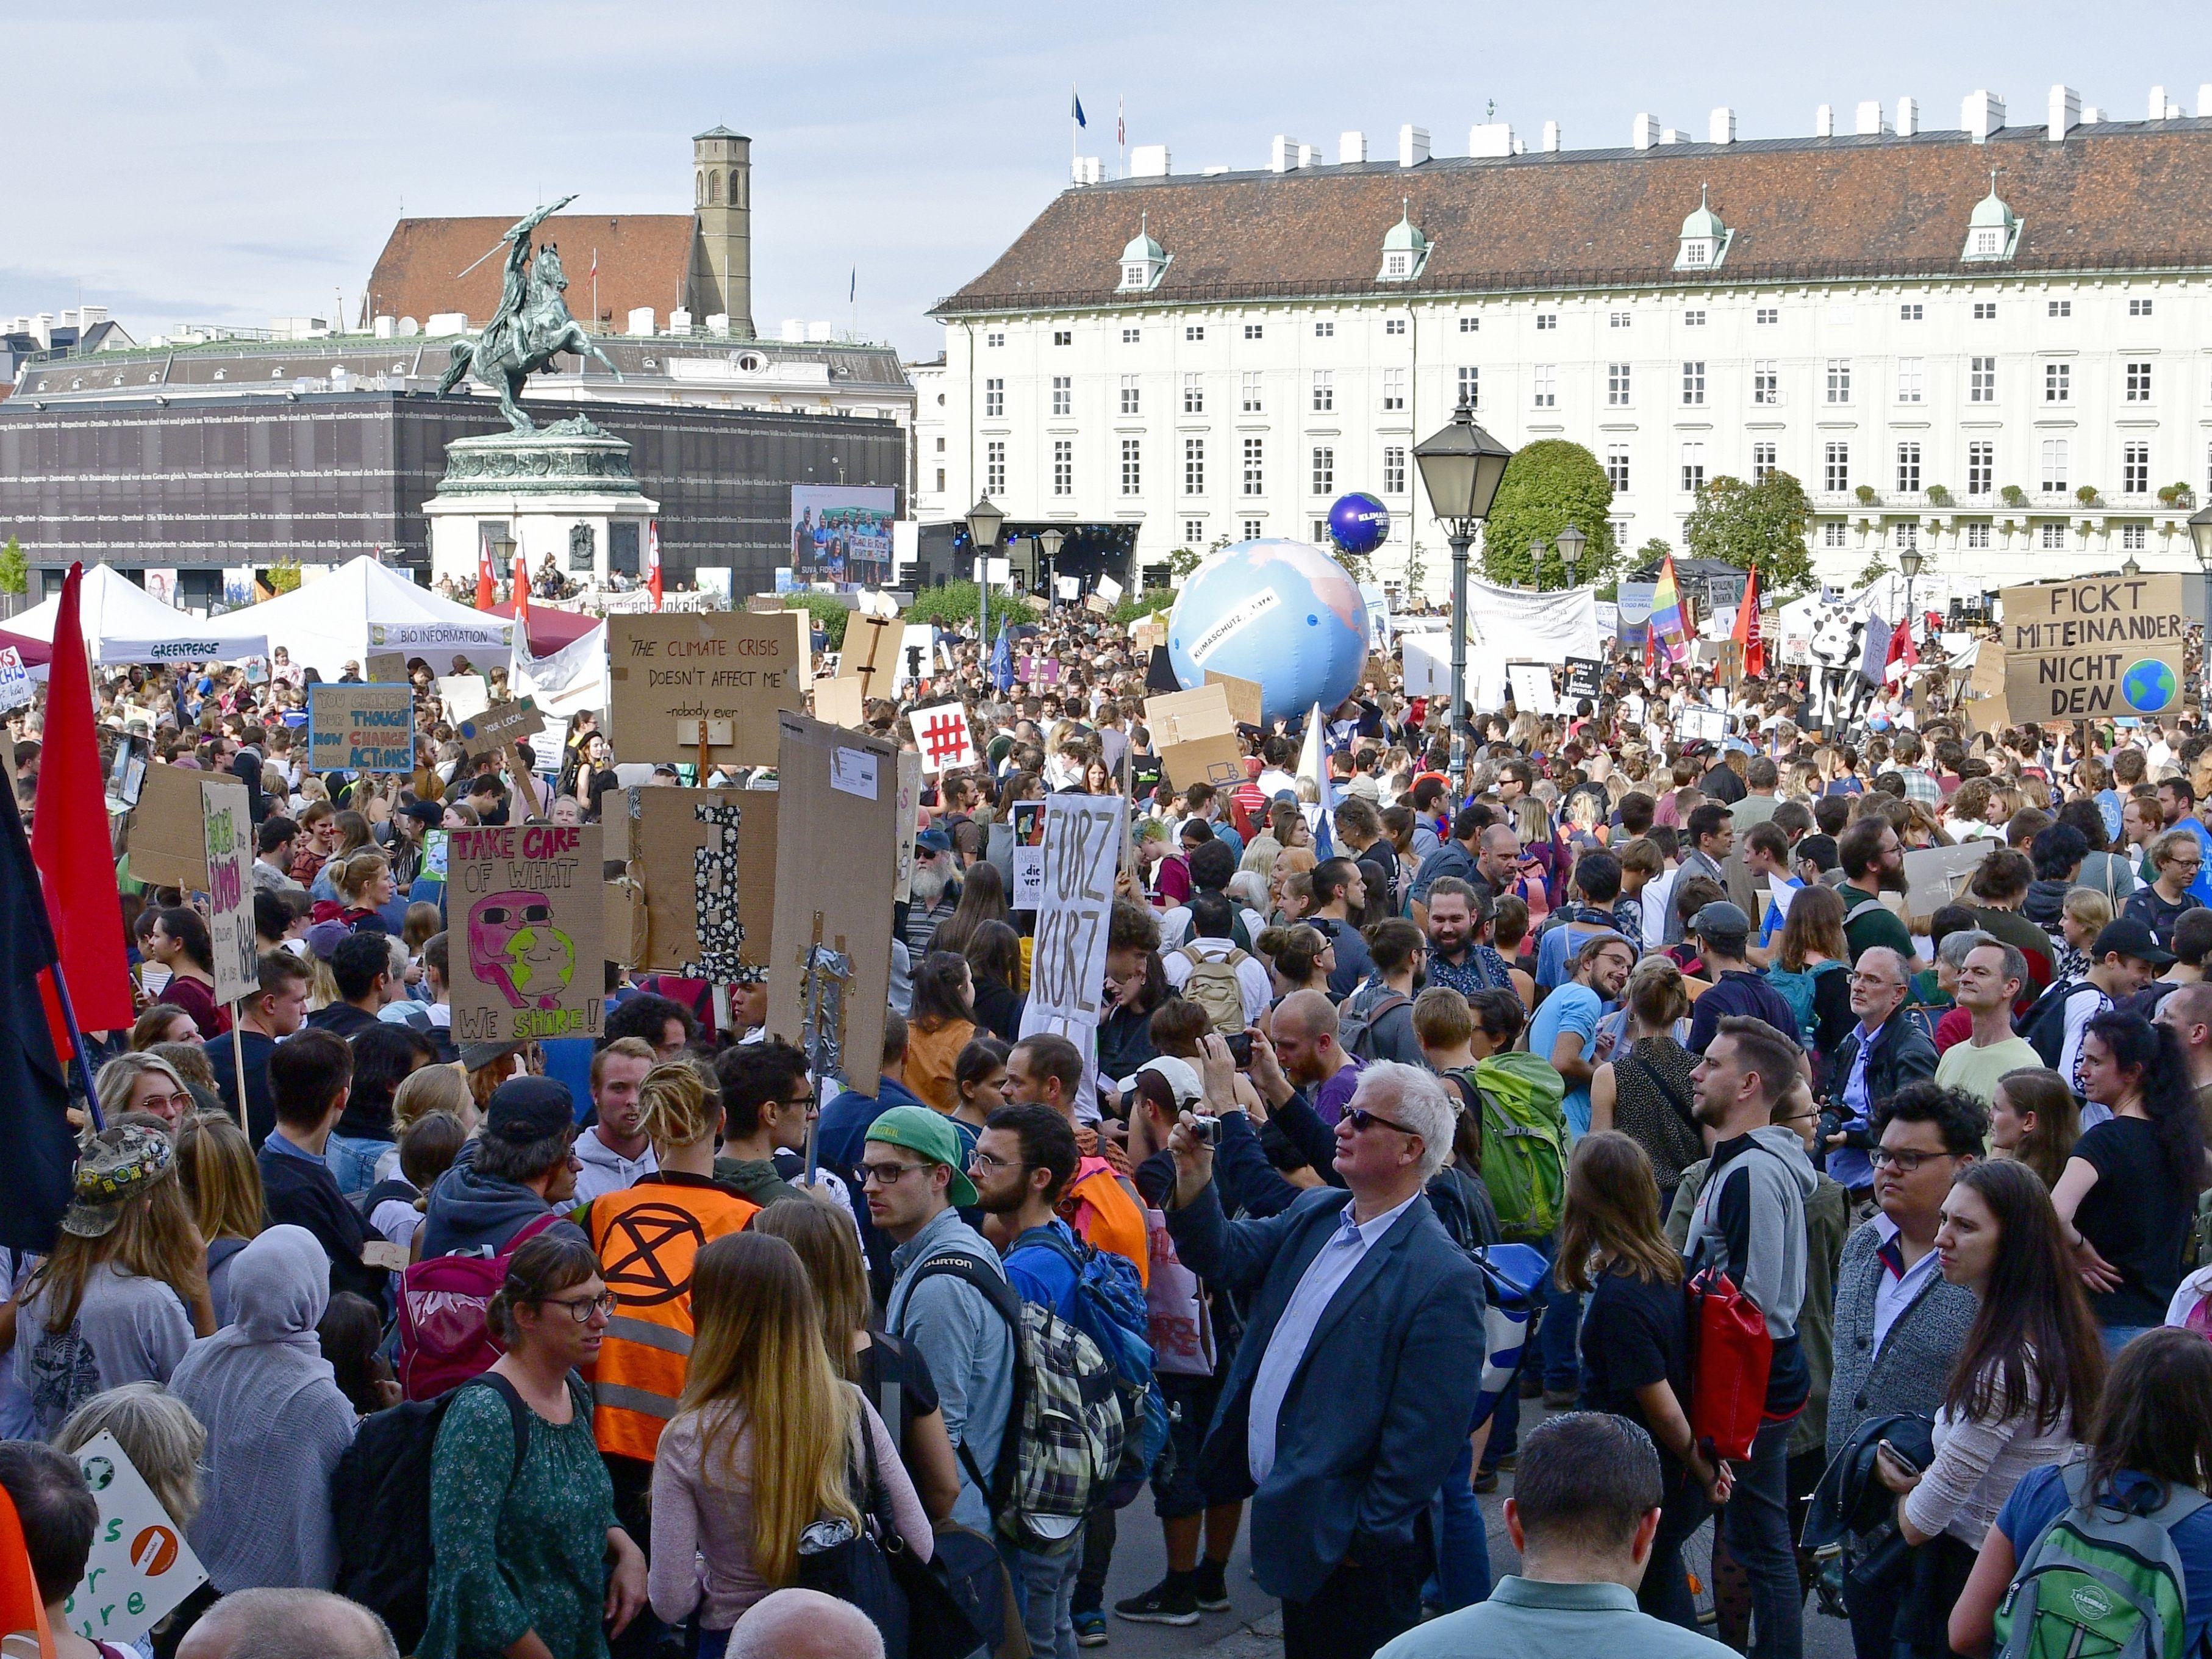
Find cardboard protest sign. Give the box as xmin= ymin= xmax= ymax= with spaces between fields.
xmin=1027 ymin=795 xmax=1122 ymax=1025
xmin=607 ymin=610 xmax=807 ymax=766
xmin=447 ymin=825 xmax=603 ymax=1043
xmin=2000 ymin=574 xmax=2187 ymax=722
xmin=1096 ymin=575 xmax=1125 ymax=605
xmin=840 ymin=612 xmax=903 ymax=691
xmin=625 ymin=787 xmax=776 ymax=980
xmin=893 ymin=751 xmax=923 ymax=903
xmin=366 ymin=650 xmax=409 ymax=684
xmin=1145 ymin=684 xmax=1244 ymax=793
xmin=1506 ymin=664 xmax=1559 ymax=715
xmin=812 ymin=675 xmax=866 ymax=731
xmin=63 ymin=1431 xmax=208 ymax=1649
xmin=1203 ymin=671 xmax=1263 ymax=729
xmin=906 ymin=702 xmax=979 ymax=776
xmin=1964 ymin=639 xmax=2011 ymax=733
xmin=456 ymin=697 xmax=545 ymax=756
xmin=768 ymin=715 xmax=896 ymax=1095
xmin=1011 ymin=800 xmax=1048 ymax=909
xmin=1902 ymin=840 xmax=1995 ymax=920
xmin=307 ymin=683 xmax=414 ymax=772
xmin=1564 ymin=657 xmax=1605 ymax=702
xmin=200 ymin=779 xmax=256 ymax=1004
xmin=124 ymin=763 xmax=213 ymax=888
xmin=0 ymin=647 xmax=32 ymax=714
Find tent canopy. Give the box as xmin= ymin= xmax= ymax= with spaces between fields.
xmin=194 ymin=557 xmax=514 ymax=676
xmin=487 ymin=599 xmax=601 ymax=655
xmin=10 ymin=564 xmax=266 ymax=665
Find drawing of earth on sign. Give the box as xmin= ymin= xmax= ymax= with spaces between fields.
xmin=2123 ymin=658 xmax=2178 ymax=714
xmin=469 ymin=890 xmax=576 ymax=1009
xmin=1167 ymin=538 xmax=1371 ymax=726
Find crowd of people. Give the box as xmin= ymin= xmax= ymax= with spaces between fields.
xmin=12 ymin=590 xmax=2212 ymax=1659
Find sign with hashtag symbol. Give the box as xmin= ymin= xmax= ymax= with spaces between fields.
xmin=906 ymin=701 xmax=978 ymax=778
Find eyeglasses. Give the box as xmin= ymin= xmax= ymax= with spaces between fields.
xmin=968 ymin=1150 xmax=1025 ymax=1173
xmin=1868 ymin=1147 xmax=1952 ymax=1173
xmin=1347 ymin=1107 xmax=1419 ymax=1137
xmin=1848 ymin=972 xmax=1902 ymax=989
xmin=537 ymin=1291 xmax=615 ymax=1324
xmin=859 ymin=1160 xmax=928 ymax=1186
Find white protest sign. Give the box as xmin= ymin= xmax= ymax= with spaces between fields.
xmin=1028 ymin=795 xmax=1123 ymax=1023
xmin=62 ymin=1431 xmax=209 ymax=1649
xmin=0 ymin=648 xmax=32 ymax=714
xmin=906 ymin=701 xmax=979 ymax=777
xmin=1055 ymin=575 xmax=1080 ymax=601
xmin=1095 ymin=575 xmax=1125 ymax=605
xmin=201 ymin=779 xmax=256 ymax=1003
xmin=1673 ymin=706 xmax=1728 ymax=744
xmin=1010 ymin=801 xmax=1047 ymax=909
xmin=1505 ymin=664 xmax=1558 ymax=715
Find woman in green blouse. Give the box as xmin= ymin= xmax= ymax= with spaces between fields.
xmin=419 ymin=1233 xmax=648 ymax=1659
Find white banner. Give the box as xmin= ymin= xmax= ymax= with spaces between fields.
xmin=1463 ymin=581 xmax=1603 ymax=714
xmin=1028 ymin=795 xmax=1123 ymax=1025
xmin=0 ymin=647 xmax=32 ymax=713
xmin=906 ymin=701 xmax=979 ymax=777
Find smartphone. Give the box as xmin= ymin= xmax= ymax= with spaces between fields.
xmin=1225 ymin=1032 xmax=1254 ymax=1068
xmin=1877 ymin=1439 xmax=1921 ymax=1477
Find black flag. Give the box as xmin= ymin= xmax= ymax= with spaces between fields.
xmin=0 ymin=794 xmax=80 ymax=1251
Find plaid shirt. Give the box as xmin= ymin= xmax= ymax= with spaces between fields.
xmin=1427 ymin=944 xmax=1516 ymax=998
xmin=1886 ymin=765 xmax=1942 ymax=806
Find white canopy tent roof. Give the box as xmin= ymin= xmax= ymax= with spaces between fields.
xmin=194 ymin=557 xmax=515 ymax=676
xmin=10 ymin=564 xmax=267 ymax=665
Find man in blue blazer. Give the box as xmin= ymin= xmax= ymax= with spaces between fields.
xmin=1165 ymin=1055 xmax=1487 ymax=1659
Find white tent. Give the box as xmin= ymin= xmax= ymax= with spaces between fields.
xmin=195 ymin=556 xmax=514 ymax=676
xmin=10 ymin=564 xmax=267 ymax=665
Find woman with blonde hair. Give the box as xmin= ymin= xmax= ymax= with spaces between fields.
xmin=1256 ymin=923 xmax=1334 ymax=1003
xmin=95 ymin=1052 xmax=195 ymax=1133
xmin=176 ymin=1111 xmax=263 ymax=1326
xmin=15 ymin=1127 xmax=212 ymax=1438
xmin=314 ymin=848 xmax=395 ymax=931
xmin=1989 ymin=1067 xmax=2080 ymax=1191
xmin=390 ymin=1061 xmax=478 ymax=1141
xmin=648 ymin=1231 xmax=931 ymax=1655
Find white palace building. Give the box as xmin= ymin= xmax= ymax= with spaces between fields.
xmin=915 ymin=85 xmax=2212 ymax=598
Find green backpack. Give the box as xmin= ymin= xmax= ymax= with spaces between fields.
xmin=1995 ymin=1461 xmax=2209 ymax=1659
xmin=1446 ymin=1052 xmax=1569 ymax=1243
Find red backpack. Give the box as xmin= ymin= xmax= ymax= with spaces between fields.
xmin=1684 ymin=1265 xmax=1773 ymax=1462
xmin=395 ymin=1212 xmax=560 ymax=1401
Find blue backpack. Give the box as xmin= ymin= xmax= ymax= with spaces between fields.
xmin=1023 ymin=1226 xmax=1172 ymax=1508
xmin=1766 ymin=959 xmax=1847 ymax=1049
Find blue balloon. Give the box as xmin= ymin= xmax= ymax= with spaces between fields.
xmin=1167 ymin=539 xmax=1372 ymax=726
xmin=1328 ymin=492 xmax=1390 ymax=556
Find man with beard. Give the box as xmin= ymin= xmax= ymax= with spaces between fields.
xmin=901 ymin=828 xmax=961 ymax=956
xmin=1422 ymin=878 xmax=1517 ymax=998
xmin=1835 ymin=815 xmax=1915 ymax=964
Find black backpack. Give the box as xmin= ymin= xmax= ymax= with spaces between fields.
xmin=331 ymin=1372 xmax=534 ymax=1653
xmin=2017 ymin=978 xmax=2105 ymax=1069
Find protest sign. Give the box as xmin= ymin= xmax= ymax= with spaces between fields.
xmin=447 ymin=825 xmax=603 ymax=1043
xmin=1145 ymin=684 xmax=1243 ymax=793
xmin=626 ymin=788 xmax=777 ymax=980
xmin=365 ymin=650 xmax=409 ymax=684
xmin=200 ymin=779 xmax=256 ymax=1004
xmin=906 ymin=702 xmax=979 ymax=776
xmin=1203 ymin=670 xmax=1264 ymax=729
xmin=607 ymin=609 xmax=807 ymax=766
xmin=768 ymin=715 xmax=896 ymax=1096
xmin=1564 ymin=657 xmax=1605 ymax=702
xmin=438 ymin=673 xmax=491 ymax=723
xmin=1673 ymin=706 xmax=1728 ymax=744
xmin=1506 ymin=664 xmax=1559 ymax=715
xmin=840 ymin=612 xmax=903 ymax=692
xmin=63 ymin=1431 xmax=208 ymax=1649
xmin=811 ymin=675 xmax=866 ymax=731
xmin=0 ymin=647 xmax=32 ymax=714
xmin=1028 ymin=795 xmax=1122 ymax=1025
xmin=1096 ymin=575 xmax=1125 ymax=605
xmin=1902 ymin=839 xmax=1995 ymax=920
xmin=1011 ymin=800 xmax=1048 ymax=908
xmin=124 ymin=763 xmax=213 ymax=889
xmin=2000 ymin=574 xmax=2187 ymax=721
xmin=893 ymin=751 xmax=923 ymax=903
xmin=456 ymin=697 xmax=545 ymax=756
xmin=1964 ymin=639 xmax=2011 ymax=733
xmin=307 ymin=683 xmax=414 ymax=772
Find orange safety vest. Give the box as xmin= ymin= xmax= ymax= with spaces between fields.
xmin=584 ymin=1174 xmax=761 ymax=1461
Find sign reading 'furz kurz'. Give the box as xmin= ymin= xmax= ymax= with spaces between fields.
xmin=2001 ymin=575 xmax=2188 ymax=722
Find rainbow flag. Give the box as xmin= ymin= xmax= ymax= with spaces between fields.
xmin=1647 ymin=556 xmax=1691 ymax=667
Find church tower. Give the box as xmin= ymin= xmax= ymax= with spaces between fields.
xmin=689 ymin=126 xmax=754 ymax=337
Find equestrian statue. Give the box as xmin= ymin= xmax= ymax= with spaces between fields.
xmin=437 ymin=195 xmax=623 ymax=433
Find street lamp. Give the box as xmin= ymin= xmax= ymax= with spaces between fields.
xmin=965 ymin=496 xmax=1004 ymax=656
xmin=1556 ymin=523 xmax=1587 ymax=588
xmin=1414 ymin=395 xmax=1515 ymax=784
xmin=2189 ymin=504 xmax=2212 ymax=709
xmin=489 ymin=529 xmax=517 ymax=598
xmin=1527 ymin=538 xmax=1548 ymax=592
xmin=1039 ymin=528 xmax=1065 ymax=601
xmin=2122 ymin=554 xmax=2142 ymax=578
xmin=1899 ymin=544 xmax=1924 ymax=661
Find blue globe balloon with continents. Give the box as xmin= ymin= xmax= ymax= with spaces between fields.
xmin=2122 ymin=657 xmax=2178 ymax=714
xmin=1328 ymin=492 xmax=1390 ymax=556
xmin=1167 ymin=539 xmax=1372 ymax=726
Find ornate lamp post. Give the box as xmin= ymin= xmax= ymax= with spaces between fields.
xmin=1039 ymin=527 xmax=1065 ymax=601
xmin=1414 ymin=396 xmax=1515 ymax=784
xmin=1898 ymin=544 xmax=1923 ymax=648
xmin=490 ymin=529 xmax=517 ymax=599
xmin=965 ymin=496 xmax=1004 ymax=655
xmin=2189 ymin=504 xmax=2212 ymax=710
xmin=1556 ymin=522 xmax=1587 ymax=588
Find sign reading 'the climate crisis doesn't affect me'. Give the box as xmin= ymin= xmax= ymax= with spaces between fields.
xmin=448 ymin=824 xmax=604 ymax=1043
xmin=2000 ymin=574 xmax=2189 ymax=722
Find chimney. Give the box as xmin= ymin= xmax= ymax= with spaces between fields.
xmin=1467 ymin=122 xmax=1514 ymax=158
xmin=1073 ymin=156 xmax=1103 ymax=185
xmin=2049 ymin=84 xmax=2080 ymax=140
xmin=1542 ymin=120 xmax=1561 ymax=152
xmin=1129 ymin=143 xmax=1170 ymax=177
xmin=1339 ymin=130 xmax=1367 ymax=164
xmin=1660 ymin=127 xmax=1684 ymax=144
xmin=1709 ymin=107 xmax=1736 ymax=145
xmin=627 ymin=307 xmax=657 ymax=337
xmin=1815 ymin=103 xmax=1834 ymax=138
xmin=2201 ymin=84 xmax=2212 ymax=116
xmin=1962 ymin=90 xmax=2005 ymax=141
xmin=1398 ymin=125 xmax=1430 ymax=167
xmin=2150 ymin=85 xmax=2167 ymax=120
xmin=1896 ymin=96 xmax=1918 ymax=136
xmin=2082 ymin=106 xmax=2103 ymax=124
xmin=1855 ymin=100 xmax=1892 ymax=135
xmin=1297 ymin=143 xmax=1319 ymax=168
xmin=1270 ymin=135 xmax=1298 ymax=172
xmin=690 ymin=127 xmax=754 ymax=340
xmin=1631 ymin=112 xmax=1659 ymax=149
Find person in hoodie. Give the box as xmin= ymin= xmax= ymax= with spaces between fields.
xmin=2025 ymin=823 xmax=2090 ymax=959
xmin=1684 ymin=1014 xmax=1819 ymax=1659
xmin=573 ymin=1037 xmax=657 ymax=1203
xmin=415 ymin=1077 xmax=589 ymax=1259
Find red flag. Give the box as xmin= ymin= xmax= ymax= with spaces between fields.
xmin=646 ymin=520 xmax=664 ymax=611
xmin=1731 ymin=564 xmax=1765 ymax=680
xmin=475 ymin=527 xmax=495 ymax=611
xmin=30 ymin=564 xmax=135 ymax=1042
xmin=1886 ymin=612 xmax=1919 ymax=681
xmin=513 ymin=550 xmax=531 ymax=629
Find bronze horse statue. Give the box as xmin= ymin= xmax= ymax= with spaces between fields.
xmin=437 ymin=199 xmax=622 ymax=434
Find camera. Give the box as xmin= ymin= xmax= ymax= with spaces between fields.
xmin=1816 ymin=1109 xmax=1846 ymax=1148
xmin=1187 ymin=1115 xmax=1222 ymax=1147
xmin=1224 ymin=1032 xmax=1253 ymax=1068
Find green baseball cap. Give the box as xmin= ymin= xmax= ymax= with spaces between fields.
xmin=865 ymin=1106 xmax=979 ymax=1208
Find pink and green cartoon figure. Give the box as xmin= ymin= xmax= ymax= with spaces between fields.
xmin=468 ymin=891 xmax=577 ymax=1010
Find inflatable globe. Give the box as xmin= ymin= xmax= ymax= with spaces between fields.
xmin=1328 ymin=492 xmax=1389 ymax=556
xmin=1167 ymin=539 xmax=1371 ymax=726
xmin=2123 ymin=658 xmax=2178 ymax=714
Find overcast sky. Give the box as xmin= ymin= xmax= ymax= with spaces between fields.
xmin=5 ymin=2 xmax=2203 ymax=360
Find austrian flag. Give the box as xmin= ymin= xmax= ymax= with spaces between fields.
xmin=906 ymin=702 xmax=979 ymax=777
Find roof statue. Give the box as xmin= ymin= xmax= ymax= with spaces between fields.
xmin=435 ymin=196 xmax=623 ymax=432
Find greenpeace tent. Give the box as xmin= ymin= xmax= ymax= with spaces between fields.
xmin=10 ymin=564 xmax=266 ymax=665
xmin=195 ymin=556 xmax=513 ymax=676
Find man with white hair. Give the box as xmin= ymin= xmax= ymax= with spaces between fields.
xmin=728 ymin=1587 xmax=886 ymax=1659
xmin=175 ymin=1589 xmax=399 ymax=1659
xmin=1164 ymin=1056 xmax=1486 ymax=1658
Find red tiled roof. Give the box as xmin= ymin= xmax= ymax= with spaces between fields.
xmin=938 ymin=123 xmax=2212 ymax=312
xmin=364 ymin=214 xmax=695 ymax=329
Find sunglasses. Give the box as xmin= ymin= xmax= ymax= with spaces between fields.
xmin=1346 ymin=1107 xmax=1419 ymax=1137
xmin=478 ymin=902 xmax=553 ymax=927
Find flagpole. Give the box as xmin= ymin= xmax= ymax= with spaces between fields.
xmin=46 ymin=961 xmax=103 ymax=1130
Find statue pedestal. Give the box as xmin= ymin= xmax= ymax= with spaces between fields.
xmin=424 ymin=415 xmax=660 ymax=594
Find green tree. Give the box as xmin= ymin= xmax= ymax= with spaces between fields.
xmin=1634 ymin=537 xmax=1675 ymax=567
xmin=1111 ymin=589 xmax=1176 ymax=625
xmin=1476 ymin=441 xmax=1620 ymax=590
xmin=0 ymin=538 xmax=26 ymax=601
xmin=1858 ymin=552 xmax=1891 ymax=587
xmin=906 ymin=580 xmax=1011 ymax=640
xmin=265 ymin=560 xmax=302 ymax=595
xmin=1680 ymin=470 xmax=1816 ymax=595
xmin=781 ymin=593 xmax=849 ymax=650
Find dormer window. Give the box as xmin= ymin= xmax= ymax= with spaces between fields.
xmin=1116 ymin=214 xmax=1169 ymax=292
xmin=1376 ymin=199 xmax=1431 ymax=283
xmin=1123 ymin=262 xmax=1148 ymax=287
xmin=1962 ymin=173 xmax=2022 ymax=263
xmin=1673 ymin=185 xmax=1732 ymax=272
